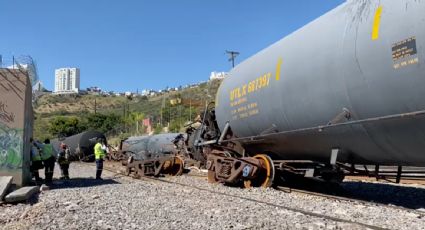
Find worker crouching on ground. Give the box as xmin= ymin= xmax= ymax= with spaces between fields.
xmin=58 ymin=143 xmax=71 ymax=180
xmin=94 ymin=138 xmax=106 ymax=180
xmin=41 ymin=138 xmax=56 ymax=184
xmin=30 ymin=138 xmax=44 ymax=184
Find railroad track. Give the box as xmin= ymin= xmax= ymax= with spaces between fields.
xmin=100 ymin=162 xmax=394 ymax=230
xmin=101 ymin=161 xmax=425 ymax=215
xmin=275 ymin=185 xmax=425 ymax=217
xmin=180 ymin=170 xmax=425 ymax=217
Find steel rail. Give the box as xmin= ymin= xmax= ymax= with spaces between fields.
xmin=99 ymin=162 xmax=390 ymax=230
xmin=101 ymin=161 xmax=425 ymax=214
xmin=275 ymin=185 xmax=425 ymax=217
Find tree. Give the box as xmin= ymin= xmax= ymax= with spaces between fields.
xmin=154 ymin=125 xmax=163 ymax=134
xmin=122 ymin=112 xmax=145 ymax=134
xmin=48 ymin=116 xmax=86 ymax=137
xmin=84 ymin=113 xmax=122 ymax=134
xmin=169 ymin=118 xmax=185 ymax=133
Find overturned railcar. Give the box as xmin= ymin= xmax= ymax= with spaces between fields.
xmin=122 ymin=133 xmax=183 ymax=160
xmin=198 ymin=0 xmax=425 ymax=187
xmin=52 ymin=131 xmax=106 ymax=161
xmin=120 ymin=133 xmax=187 ymax=177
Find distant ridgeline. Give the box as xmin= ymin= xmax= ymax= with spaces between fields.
xmin=0 ymin=68 xmax=33 ymax=186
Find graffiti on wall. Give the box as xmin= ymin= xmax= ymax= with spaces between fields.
xmin=0 ymin=101 xmax=15 ymax=123
xmin=0 ymin=123 xmax=23 ymax=170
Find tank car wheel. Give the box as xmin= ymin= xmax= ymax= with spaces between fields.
xmin=135 ymin=164 xmax=145 ymax=179
xmin=243 ymin=154 xmax=275 ymax=188
xmin=125 ymin=156 xmax=134 ymax=176
xmin=207 ymin=169 xmax=218 ymax=183
xmin=125 ymin=166 xmax=131 ymax=176
xmin=168 ymin=156 xmax=184 ymax=176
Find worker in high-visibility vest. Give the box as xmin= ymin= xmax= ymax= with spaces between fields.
xmin=30 ymin=138 xmax=44 ymax=183
xmin=94 ymin=138 xmax=105 ymax=180
xmin=41 ymin=138 xmax=56 ymax=184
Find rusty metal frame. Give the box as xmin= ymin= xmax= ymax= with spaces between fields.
xmin=125 ymin=155 xmax=184 ymax=178
xmin=206 ymin=154 xmax=265 ymax=184
xmin=338 ymin=163 xmax=425 ymax=183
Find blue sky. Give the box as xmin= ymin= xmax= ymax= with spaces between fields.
xmin=0 ymin=0 xmax=345 ymax=92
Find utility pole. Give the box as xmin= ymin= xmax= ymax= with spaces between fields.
xmin=179 ymin=105 xmax=182 ymax=128
xmin=189 ymin=98 xmax=192 ymax=121
xmin=160 ymin=95 xmax=165 ymax=127
xmin=126 ymin=103 xmax=130 ymax=133
xmin=135 ymin=113 xmax=139 ymax=134
xmin=123 ymin=104 xmax=126 ymax=132
xmin=226 ymin=50 xmax=239 ymax=68
xmin=188 ymin=90 xmax=192 ymax=122
xmin=94 ymin=98 xmax=97 ymax=114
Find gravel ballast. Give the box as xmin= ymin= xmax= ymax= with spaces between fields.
xmin=1 ymin=162 xmax=424 ymax=230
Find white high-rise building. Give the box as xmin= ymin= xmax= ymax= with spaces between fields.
xmin=54 ymin=68 xmax=80 ymax=94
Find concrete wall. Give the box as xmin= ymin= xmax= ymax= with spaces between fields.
xmin=0 ymin=68 xmax=33 ymax=186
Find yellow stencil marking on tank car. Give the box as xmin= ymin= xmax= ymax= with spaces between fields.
xmin=372 ymin=5 xmax=383 ymax=40
xmin=275 ymin=58 xmax=283 ymax=80
xmin=229 ymin=58 xmax=282 ymax=120
xmin=229 ymin=74 xmax=268 ymax=119
xmin=231 ymin=102 xmax=258 ymax=120
xmin=229 ymin=73 xmax=269 ymax=120
xmin=229 ymin=73 xmax=271 ymax=104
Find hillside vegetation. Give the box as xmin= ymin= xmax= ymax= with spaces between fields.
xmin=33 ymin=79 xmax=222 ymax=142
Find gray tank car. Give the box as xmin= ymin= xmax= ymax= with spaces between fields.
xmin=52 ymin=131 xmax=106 ymax=161
xmin=119 ymin=133 xmax=187 ymax=177
xmin=122 ymin=133 xmax=184 ymax=160
xmin=199 ymin=0 xmax=425 ymax=187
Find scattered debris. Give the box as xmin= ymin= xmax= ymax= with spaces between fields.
xmin=0 ymin=176 xmax=13 ymax=201
xmin=4 ymin=186 xmax=40 ymax=203
xmin=40 ymin=184 xmax=50 ymax=192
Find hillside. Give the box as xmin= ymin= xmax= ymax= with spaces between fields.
xmin=35 ymin=94 xmax=128 ymax=115
xmin=33 ymin=79 xmax=222 ymax=141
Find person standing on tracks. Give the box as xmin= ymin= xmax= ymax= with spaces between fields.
xmin=30 ymin=138 xmax=44 ymax=184
xmin=58 ymin=143 xmax=71 ymax=180
xmin=41 ymin=138 xmax=56 ymax=184
xmin=94 ymin=138 xmax=106 ymax=180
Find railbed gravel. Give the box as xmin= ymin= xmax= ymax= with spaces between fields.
xmin=0 ymin=162 xmax=424 ymax=230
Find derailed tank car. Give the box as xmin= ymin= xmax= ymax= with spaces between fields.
xmin=121 ymin=133 xmax=187 ymax=177
xmin=122 ymin=133 xmax=182 ymax=157
xmin=52 ymin=131 xmax=106 ymax=161
xmin=195 ymin=0 xmax=425 ymax=187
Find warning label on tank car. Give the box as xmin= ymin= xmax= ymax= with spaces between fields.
xmin=392 ymin=37 xmax=419 ymax=69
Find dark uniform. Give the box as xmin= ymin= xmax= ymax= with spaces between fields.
xmin=58 ymin=143 xmax=70 ymax=179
